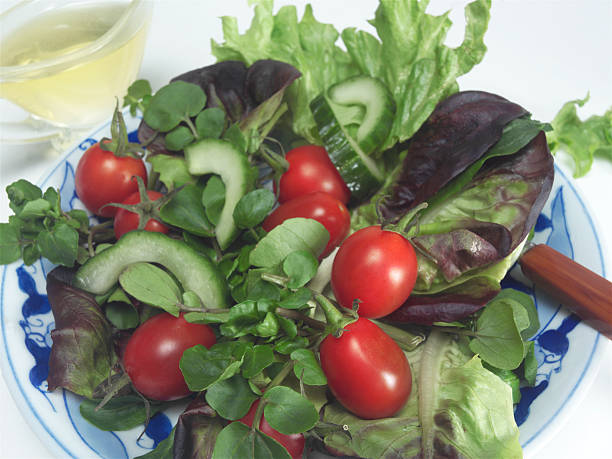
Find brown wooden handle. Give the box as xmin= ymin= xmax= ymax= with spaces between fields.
xmin=519 ymin=244 xmax=612 ymax=339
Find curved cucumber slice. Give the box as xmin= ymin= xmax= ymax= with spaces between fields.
xmin=184 ymin=138 xmax=256 ymax=249
xmin=74 ymin=231 xmax=229 ymax=308
xmin=311 ymin=94 xmax=383 ymax=202
xmin=327 ymin=75 xmax=395 ymax=155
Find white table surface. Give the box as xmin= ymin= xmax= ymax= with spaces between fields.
xmin=1 ymin=1 xmax=611 ymax=458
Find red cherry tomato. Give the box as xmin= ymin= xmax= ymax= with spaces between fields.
xmin=123 ymin=313 xmax=216 ymax=401
xmin=75 ymin=141 xmax=147 ymax=217
xmin=277 ymin=145 xmax=350 ymax=204
xmin=262 ymin=192 xmax=350 ymax=258
xmin=331 ymin=226 xmax=417 ymax=318
xmin=113 ymin=190 xmax=169 ymax=239
xmin=237 ymin=400 xmax=305 ymax=459
xmin=319 ymin=317 xmax=412 ymax=419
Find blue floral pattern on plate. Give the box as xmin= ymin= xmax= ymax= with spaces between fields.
xmin=0 ymin=113 xmax=607 ymax=458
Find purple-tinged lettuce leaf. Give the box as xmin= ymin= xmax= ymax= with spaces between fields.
xmin=46 ymin=266 xmax=116 ymax=399
xmin=387 ymin=277 xmax=499 ymax=325
xmin=380 ymin=91 xmax=528 ymax=222
xmin=138 ymin=59 xmax=300 ymax=156
xmin=173 ymin=396 xmax=224 ymax=459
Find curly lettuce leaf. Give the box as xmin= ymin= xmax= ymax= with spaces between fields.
xmin=342 ymin=0 xmax=491 ymax=150
xmin=322 ymin=331 xmax=521 ymax=459
xmin=212 ymin=0 xmax=491 ymax=149
xmin=547 ymin=95 xmax=612 ymax=177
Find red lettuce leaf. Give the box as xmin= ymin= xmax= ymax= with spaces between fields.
xmin=46 ymin=266 xmax=116 ymax=398
xmin=172 ymin=395 xmax=224 ymax=459
xmin=380 ymin=91 xmax=528 ymax=222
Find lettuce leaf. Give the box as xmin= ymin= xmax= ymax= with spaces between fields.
xmin=212 ymin=0 xmax=491 ymax=148
xmin=322 ymin=331 xmax=521 ymax=459
xmin=547 ymin=95 xmax=612 ymax=177
xmin=46 ymin=267 xmax=116 ymax=399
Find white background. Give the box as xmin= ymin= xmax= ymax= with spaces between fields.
xmin=1 ymin=0 xmax=611 ymax=458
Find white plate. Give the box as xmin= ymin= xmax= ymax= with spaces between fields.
xmin=0 ymin=113 xmax=608 ymax=458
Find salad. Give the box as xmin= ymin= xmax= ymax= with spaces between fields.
xmin=1 ymin=1 xmax=611 ymax=458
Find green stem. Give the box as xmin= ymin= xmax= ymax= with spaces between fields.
xmin=275 ymin=307 xmax=326 ymax=331
xmin=253 ymin=360 xmax=295 ymax=432
xmin=314 ymin=293 xmax=345 ymax=328
xmin=429 ymin=325 xmax=478 ymax=338
xmin=248 ymin=227 xmax=261 ymax=242
xmin=183 ymin=117 xmax=199 ymax=140
xmin=94 ymin=373 xmax=131 ymax=412
xmin=260 ymin=272 xmax=289 ymax=287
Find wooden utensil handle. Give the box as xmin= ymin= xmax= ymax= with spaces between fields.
xmin=519 ymin=244 xmax=612 ymax=339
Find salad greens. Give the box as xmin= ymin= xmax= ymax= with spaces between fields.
xmin=212 ymin=0 xmax=491 ymax=150
xmin=547 ymin=94 xmax=612 ymax=177
xmin=4 ymin=0 xmax=601 ymax=458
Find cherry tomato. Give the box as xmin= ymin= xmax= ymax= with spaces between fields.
xmin=113 ymin=190 xmax=169 ymax=239
xmin=237 ymin=400 xmax=305 ymax=459
xmin=319 ymin=317 xmax=412 ymax=419
xmin=75 ymin=141 xmax=147 ymax=217
xmin=277 ymin=145 xmax=350 ymax=204
xmin=331 ymin=226 xmax=417 ymax=318
xmin=262 ymin=192 xmax=350 ymax=258
xmin=123 ymin=313 xmax=216 ymax=401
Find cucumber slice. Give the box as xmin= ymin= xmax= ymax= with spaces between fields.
xmin=327 ymin=75 xmax=395 ymax=155
xmin=184 ymin=138 xmax=256 ymax=249
xmin=311 ymin=94 xmax=383 ymax=202
xmin=74 ymin=231 xmax=229 ymax=308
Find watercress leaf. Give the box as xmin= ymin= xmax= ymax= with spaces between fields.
xmin=282 ymin=250 xmax=318 ymax=289
xmin=206 ymin=375 xmax=258 ymax=420
xmin=242 ymin=345 xmax=275 ymax=379
xmin=202 ymin=176 xmax=226 ymax=226
xmin=105 ymin=301 xmax=139 ymax=330
xmin=277 ymin=315 xmax=297 ymax=339
xmin=20 ymin=198 xmax=51 ymax=219
xmin=6 ymin=179 xmax=42 ymax=213
xmin=46 ymin=267 xmax=116 ymax=398
xmin=118 ymin=263 xmax=182 ymax=316
xmin=255 ymin=312 xmax=279 ymax=337
xmin=250 ymin=217 xmax=329 ymax=267
xmin=165 ymin=125 xmax=195 ymax=151
xmin=522 ymin=340 xmax=538 ymax=386
xmin=182 ymin=290 xmax=201 ymax=309
xmin=144 ymin=81 xmax=207 ymax=132
xmin=274 ymin=336 xmax=309 ymax=355
xmin=149 ymin=155 xmax=195 ymax=190
xmin=212 ymin=422 xmax=291 ymax=459
xmin=247 ymin=278 xmax=281 ymax=301
xmin=127 ymin=79 xmax=152 ymax=99
xmin=222 ymin=123 xmax=248 ymax=154
xmin=184 ymin=311 xmax=230 ymax=325
xmin=278 ymin=287 xmax=312 ymax=310
xmin=495 ymin=288 xmax=540 ymax=340
xmin=180 ymin=342 xmax=245 ymax=391
xmin=237 ymin=244 xmax=254 ymax=272
xmin=173 ymin=397 xmax=224 ymax=459
xmin=66 ymin=209 xmax=89 ymax=232
xmin=263 ymin=386 xmax=319 ymax=434
xmin=290 ymin=349 xmax=327 ymax=386
xmin=196 ymin=107 xmax=226 ymax=139
xmin=79 ymin=396 xmax=167 ymax=431
xmin=233 ymin=189 xmax=276 ymax=229
xmin=469 ymin=298 xmax=527 ymax=370
xmin=0 ymin=223 xmax=21 ymax=264
xmin=36 ymin=222 xmax=78 ymax=267
xmin=160 ymin=184 xmax=214 ymax=237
